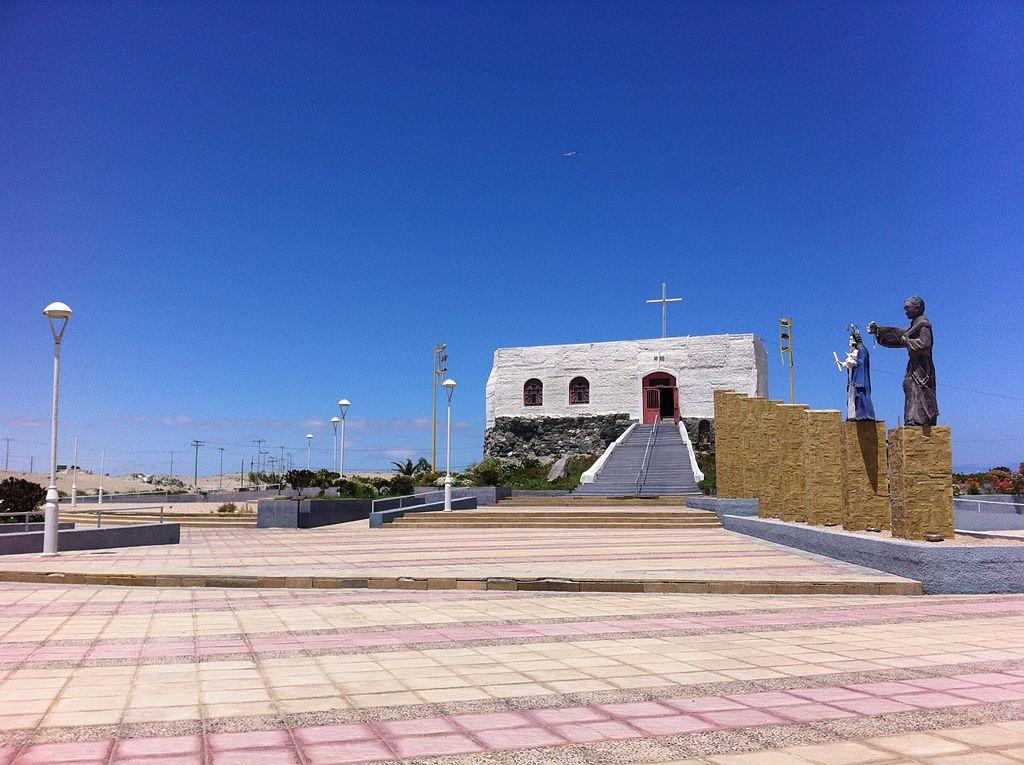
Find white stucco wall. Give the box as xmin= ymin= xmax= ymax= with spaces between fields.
xmin=485 ymin=334 xmax=768 ymax=427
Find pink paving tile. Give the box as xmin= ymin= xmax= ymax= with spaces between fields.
xmin=831 ymin=697 xmax=921 ymax=715
xmin=389 ymin=734 xmax=482 ymax=758
xmin=207 ymin=730 xmax=293 ymax=751
xmin=554 ymin=720 xmax=644 ymax=744
xmin=951 ymin=685 xmax=1024 ymax=702
xmin=211 ymin=749 xmax=299 ymax=765
xmin=726 ymin=691 xmax=807 ymax=707
xmin=116 ymin=736 xmax=202 ymax=757
xmin=845 ymin=681 xmax=925 ymax=696
xmin=597 ymin=701 xmax=675 ymax=718
xmin=904 ymin=676 xmax=977 ymax=691
xmin=788 ymin=686 xmax=870 ymax=702
xmin=0 ymin=747 xmax=17 ymax=765
xmin=116 ymin=757 xmax=203 ymax=765
xmin=450 ymin=711 xmax=533 ymax=732
xmin=768 ymin=703 xmax=857 ymax=722
xmin=530 ymin=706 xmax=609 ymax=725
xmin=294 ymin=724 xmax=378 ymax=745
xmin=890 ymin=691 xmax=981 ymax=709
xmin=377 ymin=717 xmax=457 ymax=737
xmin=302 ymin=740 xmax=392 ymax=764
xmin=629 ymin=714 xmax=717 ymax=735
xmin=697 ymin=708 xmax=788 ymax=728
xmin=16 ymin=741 xmax=112 ymax=763
xmin=954 ymin=672 xmax=1021 ymax=685
xmin=474 ymin=726 xmax=566 ymax=750
xmin=665 ymin=696 xmax=746 ymax=713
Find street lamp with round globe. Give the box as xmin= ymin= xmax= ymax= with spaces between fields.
xmin=338 ymin=399 xmax=351 ymax=477
xmin=330 ymin=417 xmax=340 ymax=474
xmin=441 ymin=379 xmax=456 ymax=511
xmin=42 ymin=302 xmax=73 ymax=556
xmin=305 ymin=433 xmax=314 ymax=470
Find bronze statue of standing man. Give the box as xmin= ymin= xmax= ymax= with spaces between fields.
xmin=868 ymin=296 xmax=938 ymax=426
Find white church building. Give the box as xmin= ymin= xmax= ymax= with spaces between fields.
xmin=483 ymin=334 xmax=769 ymax=461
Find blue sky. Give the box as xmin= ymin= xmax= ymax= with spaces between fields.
xmin=2 ymin=0 xmax=1021 ymax=475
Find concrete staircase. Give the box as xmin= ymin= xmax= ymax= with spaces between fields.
xmin=388 ymin=508 xmax=721 ymax=530
xmin=573 ymin=422 xmax=702 ymax=497
xmin=59 ymin=511 xmax=257 ymax=529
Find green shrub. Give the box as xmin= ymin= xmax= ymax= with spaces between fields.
xmin=388 ymin=475 xmax=415 ymax=497
xmin=697 ymin=452 xmax=716 ymax=495
xmin=217 ymin=503 xmax=238 ymax=514
xmin=0 ymin=478 xmax=45 ymax=522
xmin=285 ymin=469 xmax=317 ymax=490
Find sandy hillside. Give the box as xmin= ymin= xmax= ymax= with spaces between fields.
xmin=0 ymin=469 xmax=395 ymax=495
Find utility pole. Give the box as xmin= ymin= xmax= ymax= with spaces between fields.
xmin=779 ymin=316 xmax=795 ymax=404
xmin=241 ymin=459 xmax=245 ymax=487
xmin=191 ymin=440 xmax=204 ymax=489
xmin=252 ymin=439 xmax=265 ymax=475
xmin=3 ymin=438 xmax=11 ymax=470
xmin=169 ymin=450 xmax=175 ymax=479
xmin=431 ymin=343 xmax=448 ymax=471
xmin=218 ymin=447 xmax=225 ymax=490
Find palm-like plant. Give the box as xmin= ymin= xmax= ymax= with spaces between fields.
xmin=390 ymin=458 xmax=416 ymax=476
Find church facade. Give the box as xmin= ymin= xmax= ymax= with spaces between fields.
xmin=484 ymin=334 xmax=769 ymax=461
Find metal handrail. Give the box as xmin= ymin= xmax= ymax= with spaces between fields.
xmin=635 ymin=421 xmax=659 ymax=495
xmin=0 ymin=511 xmax=43 ymax=532
xmin=63 ymin=505 xmax=166 ymax=527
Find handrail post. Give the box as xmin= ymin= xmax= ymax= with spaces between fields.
xmin=160 ymin=505 xmax=164 ymax=524
xmin=97 ymin=505 xmax=102 ymax=528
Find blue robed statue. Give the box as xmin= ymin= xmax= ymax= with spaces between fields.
xmin=834 ymin=324 xmax=876 ymax=421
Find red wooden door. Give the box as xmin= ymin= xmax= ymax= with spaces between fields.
xmin=643 ymin=387 xmax=660 ymax=424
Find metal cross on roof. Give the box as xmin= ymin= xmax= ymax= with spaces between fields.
xmin=645 ymin=282 xmax=683 ymax=338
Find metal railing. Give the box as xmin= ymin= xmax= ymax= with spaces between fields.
xmin=955 ymin=497 xmax=1024 ymax=514
xmin=635 ymin=421 xmax=659 ymax=495
xmin=63 ymin=505 xmax=166 ymax=527
xmin=0 ymin=511 xmax=44 ymax=532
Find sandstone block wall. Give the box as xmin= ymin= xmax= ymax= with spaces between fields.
xmin=779 ymin=404 xmax=810 ymax=522
xmin=713 ymin=390 xmax=742 ymax=498
xmin=842 ymin=420 xmax=889 ymax=531
xmin=805 ymin=410 xmax=844 ymax=526
xmin=889 ymin=426 xmax=954 ymax=540
xmin=758 ymin=401 xmax=786 ymax=518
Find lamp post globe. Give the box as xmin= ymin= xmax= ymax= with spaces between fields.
xmin=305 ymin=433 xmax=314 ymax=470
xmin=338 ymin=399 xmax=350 ymax=477
xmin=441 ymin=379 xmax=456 ymax=511
xmin=42 ymin=302 xmax=72 ymax=557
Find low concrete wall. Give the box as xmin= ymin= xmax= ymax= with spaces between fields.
xmin=954 ymin=508 xmax=1024 ymax=532
xmin=412 ymin=487 xmax=511 ymax=506
xmin=720 ymin=514 xmax=1024 ymax=594
xmin=257 ymin=499 xmax=373 ymax=528
xmin=370 ymin=497 xmax=477 ymax=528
xmin=0 ymin=523 xmax=180 ymax=556
xmin=955 ymin=496 xmax=1024 ymax=515
xmin=64 ymin=489 xmax=284 ymax=505
xmin=0 ymin=522 xmax=74 ymax=535
xmin=686 ymin=497 xmax=759 ymax=516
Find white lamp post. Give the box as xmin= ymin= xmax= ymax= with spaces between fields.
xmin=338 ymin=399 xmax=350 ymax=477
xmin=330 ymin=417 xmax=340 ymax=474
xmin=441 ymin=379 xmax=456 ymax=511
xmin=305 ymin=433 xmax=314 ymax=469
xmin=98 ymin=449 xmax=104 ymax=505
xmin=42 ymin=301 xmax=72 ymax=556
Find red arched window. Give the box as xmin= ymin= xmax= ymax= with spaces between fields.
xmin=523 ymin=378 xmax=543 ymax=406
xmin=569 ymin=376 xmax=589 ymax=405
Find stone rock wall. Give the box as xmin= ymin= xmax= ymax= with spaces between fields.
xmin=779 ymin=404 xmax=810 ymax=522
xmin=713 ymin=390 xmax=742 ymax=498
xmin=889 ymin=426 xmax=954 ymax=540
xmin=805 ymin=410 xmax=844 ymax=526
xmin=483 ymin=414 xmax=633 ymax=463
xmin=842 ymin=420 xmax=890 ymax=531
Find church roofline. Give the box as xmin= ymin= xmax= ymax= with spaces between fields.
xmin=493 ymin=333 xmax=763 ymax=354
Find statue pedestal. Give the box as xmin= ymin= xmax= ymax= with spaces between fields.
xmin=889 ymin=426 xmax=954 ymax=540
xmin=805 ymin=410 xmax=844 ymax=526
xmin=843 ymin=420 xmax=889 ymax=531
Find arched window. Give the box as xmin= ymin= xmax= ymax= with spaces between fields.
xmin=569 ymin=376 xmax=590 ymax=405
xmin=523 ymin=379 xmax=543 ymax=406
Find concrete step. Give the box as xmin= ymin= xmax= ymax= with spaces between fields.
xmin=499 ymin=496 xmax=691 ymax=506
xmin=388 ymin=521 xmax=723 ymax=529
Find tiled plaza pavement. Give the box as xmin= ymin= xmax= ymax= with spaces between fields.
xmin=1 ymin=582 xmax=1024 ymax=763
xmin=0 ymin=525 xmax=918 ymax=594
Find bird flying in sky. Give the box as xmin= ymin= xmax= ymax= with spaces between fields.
xmin=562 ymin=151 xmax=577 ymax=157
